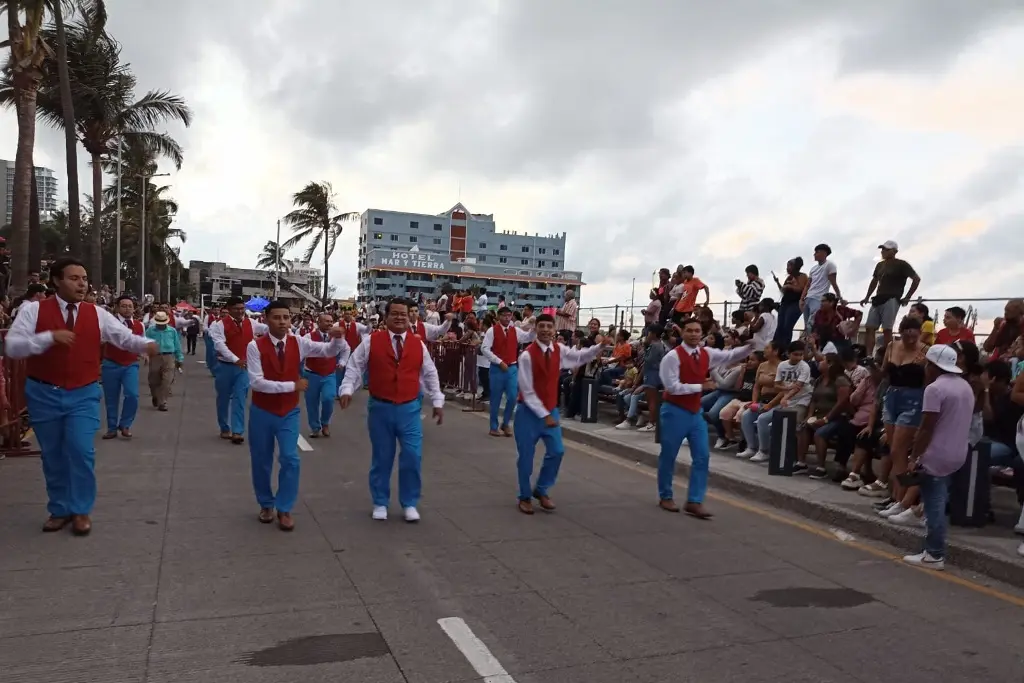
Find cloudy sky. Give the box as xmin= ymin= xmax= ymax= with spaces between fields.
xmin=2 ymin=0 xmax=1023 ymax=327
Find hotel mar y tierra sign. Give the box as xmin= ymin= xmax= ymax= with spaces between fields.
xmin=378 ymin=249 xmax=447 ymax=271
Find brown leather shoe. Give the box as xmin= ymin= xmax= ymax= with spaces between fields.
xmin=321 ymin=425 xmax=330 ymax=437
xmin=258 ymin=507 xmax=274 ymax=524
xmin=101 ymin=430 xmax=117 ymax=440
xmin=42 ymin=515 xmax=70 ymax=532
xmin=277 ymin=512 xmax=295 ymax=531
xmin=684 ymin=502 xmax=713 ymax=519
xmin=533 ymin=491 xmax=556 ymax=511
xmin=220 ymin=431 xmax=232 ymax=440
xmin=231 ymin=434 xmax=244 ymax=445
xmin=119 ymin=428 xmax=132 ymax=439
xmin=518 ymin=499 xmax=534 ymax=515
xmin=71 ymin=514 xmax=92 ymax=536
xmin=489 ymin=430 xmax=502 ymax=437
xmin=501 ymin=425 xmax=513 ymax=437
xmin=658 ymin=499 xmax=680 ymax=513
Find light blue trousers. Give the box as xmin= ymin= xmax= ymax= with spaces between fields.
xmin=657 ymin=402 xmax=710 ymax=504
xmin=303 ymin=370 xmax=337 ymax=432
xmin=248 ymin=405 xmax=301 ymax=513
xmin=26 ymin=380 xmax=102 ymax=517
xmin=513 ymin=405 xmax=565 ymax=501
xmin=367 ymin=397 xmax=423 ymax=508
xmin=101 ymin=359 xmax=139 ymax=432
xmin=489 ymin=364 xmax=519 ymax=431
xmin=204 ymin=334 xmax=216 ymax=375
xmin=215 ymin=362 xmax=249 ymax=434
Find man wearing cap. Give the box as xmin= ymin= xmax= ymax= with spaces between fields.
xmin=860 ymin=240 xmax=921 ymax=357
xmin=101 ymin=294 xmax=145 ymax=438
xmin=801 ymin=243 xmax=843 ymax=329
xmin=209 ymin=296 xmax=270 ymax=444
xmin=5 ymin=257 xmax=158 ymax=535
xmin=903 ymin=344 xmax=974 ymax=571
xmin=145 ymin=310 xmax=184 ymax=412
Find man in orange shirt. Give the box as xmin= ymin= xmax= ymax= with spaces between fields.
xmin=672 ymin=265 xmax=710 ymax=324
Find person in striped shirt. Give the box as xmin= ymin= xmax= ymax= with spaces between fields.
xmin=555 ymin=289 xmax=579 ymax=333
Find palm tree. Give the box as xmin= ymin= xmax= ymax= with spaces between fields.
xmin=255 ymin=240 xmax=290 ymax=276
xmin=281 ymin=181 xmax=358 ymax=306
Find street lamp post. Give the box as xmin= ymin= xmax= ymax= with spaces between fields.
xmin=115 ymin=135 xmax=122 ymax=293
xmin=136 ymin=171 xmax=169 ymax=300
xmin=274 ymin=219 xmax=281 ymax=299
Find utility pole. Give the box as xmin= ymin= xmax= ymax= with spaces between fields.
xmin=136 ymin=171 xmax=169 ymax=300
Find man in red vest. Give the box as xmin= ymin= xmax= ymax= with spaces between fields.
xmin=203 ymin=305 xmax=221 ymax=376
xmin=338 ymin=297 xmax=444 ymax=523
xmin=658 ymin=319 xmax=754 ymax=518
xmin=247 ymin=300 xmax=346 ymax=530
xmin=6 ymin=257 xmax=157 ymax=535
xmin=335 ymin=309 xmax=370 ymax=387
xmin=514 ymin=314 xmax=605 ymax=514
xmin=208 ymin=296 xmax=269 ymax=444
xmin=100 ymin=294 xmax=145 ymax=439
xmin=407 ymin=306 xmax=452 ymax=342
xmin=304 ymin=312 xmax=351 ymax=438
xmin=481 ymin=306 xmax=536 ymax=436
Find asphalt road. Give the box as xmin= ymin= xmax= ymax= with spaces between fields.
xmin=2 ymin=359 xmax=1024 ymax=682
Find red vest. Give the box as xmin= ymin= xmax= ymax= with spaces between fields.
xmin=367 ymin=330 xmax=423 ymax=404
xmin=304 ymin=330 xmax=336 ymax=376
xmin=26 ymin=298 xmax=102 ymax=389
xmin=492 ymin=324 xmax=519 ymax=365
xmin=206 ymin=313 xmax=216 ymax=326
xmin=221 ymin=316 xmax=253 ymax=360
xmin=104 ymin=318 xmax=144 ymax=366
xmin=663 ymin=346 xmax=709 ymax=413
xmin=341 ymin=321 xmax=362 ymax=350
xmin=518 ymin=342 xmax=560 ymax=412
xmin=410 ymin=320 xmax=427 ymax=340
xmin=251 ymin=334 xmax=301 ymax=416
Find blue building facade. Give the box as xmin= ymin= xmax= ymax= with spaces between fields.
xmin=356 ymin=203 xmax=583 ymax=308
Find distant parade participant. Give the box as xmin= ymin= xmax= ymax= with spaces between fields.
xmin=145 ymin=311 xmax=184 ymax=412
xmin=304 ymin=312 xmax=351 ymax=438
xmin=203 ymin=305 xmax=221 ymax=375
xmin=481 ymin=306 xmax=536 ymax=437
xmin=247 ymin=301 xmax=347 ymax=530
xmin=335 ymin=309 xmax=370 ymax=385
xmin=209 ymin=296 xmax=268 ymax=444
xmin=658 ymin=319 xmax=755 ymax=518
xmin=101 ymin=294 xmax=145 ymax=439
xmin=514 ymin=314 xmax=605 ymax=514
xmin=6 ymin=257 xmax=157 ymax=535
xmin=338 ymin=297 xmax=444 ymax=523
xmin=407 ymin=305 xmax=453 ymax=342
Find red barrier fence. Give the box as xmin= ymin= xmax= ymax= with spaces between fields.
xmin=428 ymin=341 xmax=484 ymax=412
xmin=0 ymin=329 xmax=38 ymax=457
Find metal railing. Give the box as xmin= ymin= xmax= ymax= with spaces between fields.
xmin=0 ymin=330 xmax=38 ymax=457
xmin=428 ymin=341 xmax=485 ymax=413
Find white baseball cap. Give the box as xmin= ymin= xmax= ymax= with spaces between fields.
xmin=878 ymin=240 xmax=898 ymax=251
xmin=925 ymin=344 xmax=961 ymax=374
xmin=821 ymin=342 xmax=838 ymax=355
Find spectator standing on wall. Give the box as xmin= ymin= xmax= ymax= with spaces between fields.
xmin=860 ymin=240 xmax=921 ymax=357
xmin=735 ymin=265 xmax=764 ymax=313
xmin=801 ymin=244 xmax=843 ymax=328
xmin=555 ymin=289 xmax=579 ymax=333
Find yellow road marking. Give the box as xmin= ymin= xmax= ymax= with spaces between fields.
xmin=464 ymin=410 xmax=1024 ymax=607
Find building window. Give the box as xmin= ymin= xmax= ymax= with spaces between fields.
xmin=390 ymin=234 xmax=399 ymax=241
xmin=520 ymin=259 xmax=530 ymax=265
xmin=433 ymin=223 xmax=443 ymax=231
xmin=373 ymin=232 xmax=383 ymax=240
xmin=433 ymin=238 xmax=442 ymax=245
xmin=409 ymin=236 xmax=417 ymax=243
xmin=499 ymin=257 xmax=507 ymax=264
xmin=538 ymin=260 xmax=546 ymax=267
xmin=479 ymin=256 xmax=486 ymax=262
xmin=552 ymin=261 xmax=560 ymax=268
xmin=373 ymin=217 xmax=383 ymax=225
xmin=538 ymin=247 xmax=547 ymax=254
xmin=479 ymin=242 xmax=486 ymax=248
xmin=553 ymin=248 xmax=560 ymax=255
xmin=499 ymin=245 xmax=507 ymax=251
xmin=410 ymin=221 xmax=419 ymax=229
xmin=521 ymin=246 xmax=530 ymax=253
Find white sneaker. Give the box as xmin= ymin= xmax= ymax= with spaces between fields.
xmin=403 ymin=506 xmax=420 ymax=523
xmin=750 ymin=451 xmax=770 ymax=463
xmin=615 ymin=420 xmax=632 ymax=430
xmin=878 ymin=502 xmax=905 ymax=518
xmin=639 ymin=423 xmax=656 ymax=432
xmin=903 ymin=551 xmax=944 ymax=571
xmin=372 ymin=506 xmax=388 ymax=521
xmin=737 ymin=448 xmax=757 ymax=459
xmin=714 ymin=438 xmax=728 ymax=449
xmin=888 ymin=507 xmax=926 ymax=528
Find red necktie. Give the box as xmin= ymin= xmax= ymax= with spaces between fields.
xmin=65 ymin=303 xmax=76 ymax=331
xmin=277 ymin=341 xmax=285 ymax=365
xmin=394 ymin=334 xmax=404 ymax=360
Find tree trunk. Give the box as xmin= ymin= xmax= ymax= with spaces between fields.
xmin=29 ymin=165 xmax=40 ymax=274
xmin=90 ymin=154 xmax=103 ymax=287
xmin=53 ymin=0 xmax=82 ymax=256
xmin=322 ymin=225 xmax=329 ymax=306
xmin=8 ymin=73 xmax=39 ymax=296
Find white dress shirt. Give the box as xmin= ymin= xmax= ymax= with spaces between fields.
xmin=480 ymin=324 xmax=537 ymax=366
xmin=518 ymin=341 xmax=605 ymax=418
xmin=246 ymin=332 xmax=346 ymax=394
xmin=413 ymin=317 xmax=452 ymax=342
xmin=306 ymin=328 xmax=352 ymax=369
xmin=338 ymin=329 xmax=445 ymax=408
xmin=208 ymin=318 xmax=270 ymax=363
xmin=5 ymin=295 xmax=155 ymax=359
xmin=658 ymin=342 xmax=754 ymax=397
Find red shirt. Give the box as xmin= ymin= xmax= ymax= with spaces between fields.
xmin=251 ymin=335 xmax=301 ymax=416
xmin=367 ymin=330 xmax=424 ymax=404
xmin=26 ymin=298 xmax=102 ymax=389
xmin=519 ymin=342 xmax=560 ymax=412
xmin=104 ymin=318 xmax=144 ymax=366
xmin=663 ymin=346 xmax=709 ymax=413
xmin=304 ymin=330 xmax=336 ymax=376
xmin=935 ymin=327 xmax=975 ymax=346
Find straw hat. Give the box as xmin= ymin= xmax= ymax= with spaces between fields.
xmin=153 ymin=311 xmax=170 ymax=325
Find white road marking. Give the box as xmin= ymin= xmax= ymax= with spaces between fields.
xmin=437 ymin=617 xmax=516 ymax=683
xmin=297 ymin=435 xmax=313 ymax=452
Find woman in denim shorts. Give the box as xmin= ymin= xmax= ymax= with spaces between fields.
xmin=880 ymin=317 xmax=928 ymax=512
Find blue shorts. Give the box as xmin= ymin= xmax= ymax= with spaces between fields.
xmin=883 ymin=386 xmax=924 ymax=428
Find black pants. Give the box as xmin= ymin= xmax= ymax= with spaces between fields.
xmin=186 ymin=335 xmax=198 ymax=355
xmin=478 ymin=366 xmax=490 ymax=400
